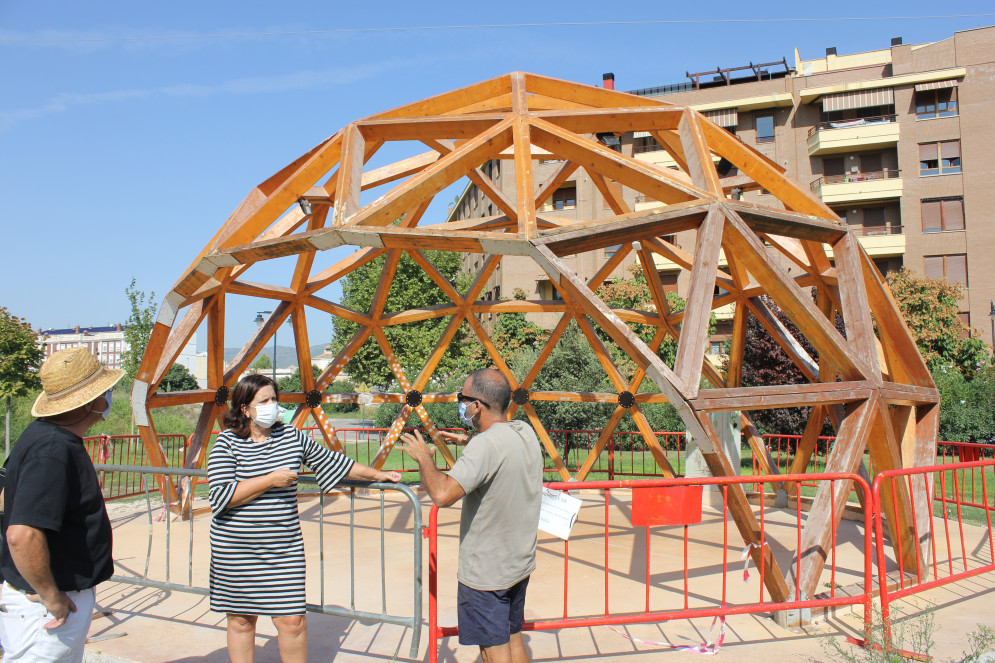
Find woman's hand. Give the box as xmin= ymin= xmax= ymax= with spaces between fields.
xmin=376 ymin=471 xmax=402 ymax=483
xmin=268 ymin=468 xmax=298 ymax=488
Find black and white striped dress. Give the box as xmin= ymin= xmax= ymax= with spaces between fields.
xmin=208 ymin=423 xmax=354 ymax=615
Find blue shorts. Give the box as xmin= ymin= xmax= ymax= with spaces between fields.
xmin=457 ymin=576 xmax=530 ymax=647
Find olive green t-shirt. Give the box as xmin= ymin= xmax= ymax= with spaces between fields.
xmin=446 ymin=420 xmax=543 ymax=590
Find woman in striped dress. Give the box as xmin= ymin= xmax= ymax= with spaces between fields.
xmin=208 ymin=374 xmax=400 ymax=663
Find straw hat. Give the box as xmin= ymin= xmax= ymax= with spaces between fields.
xmin=32 ymin=347 xmax=125 ymax=418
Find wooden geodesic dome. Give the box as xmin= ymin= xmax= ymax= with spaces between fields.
xmin=133 ymin=72 xmax=938 ymax=602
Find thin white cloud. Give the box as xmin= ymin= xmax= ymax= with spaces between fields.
xmin=0 ymin=59 xmax=414 ymax=131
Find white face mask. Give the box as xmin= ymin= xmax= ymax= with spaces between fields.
xmin=101 ymin=390 xmax=113 ymax=420
xmin=250 ymin=401 xmax=280 ymax=429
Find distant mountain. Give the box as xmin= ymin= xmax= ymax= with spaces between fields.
xmin=224 ymin=344 xmax=329 ymax=370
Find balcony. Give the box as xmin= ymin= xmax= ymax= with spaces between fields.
xmin=826 ymin=224 xmax=906 ymax=259
xmin=806 ymin=114 xmax=899 ymax=156
xmin=810 ymin=169 xmax=902 ymax=204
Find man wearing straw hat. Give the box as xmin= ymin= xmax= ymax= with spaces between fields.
xmin=0 ymin=346 xmax=123 ymax=662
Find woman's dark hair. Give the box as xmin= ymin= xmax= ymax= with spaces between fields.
xmin=223 ymin=374 xmax=279 ymax=438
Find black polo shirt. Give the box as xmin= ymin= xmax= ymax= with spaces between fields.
xmin=1 ymin=419 xmax=113 ymax=592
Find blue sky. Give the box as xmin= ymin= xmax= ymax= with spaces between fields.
xmin=2 ymin=1 xmax=993 ymax=352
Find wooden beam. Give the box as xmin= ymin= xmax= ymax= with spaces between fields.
xmin=795 ymin=398 xmax=875 ymax=600
xmin=589 ymin=173 xmax=630 ymax=215
xmin=649 ymin=130 xmax=690 ymax=174
xmin=468 ymin=167 xmax=518 ymax=222
xmin=690 ymin=382 xmax=873 ymax=411
xmin=869 ymin=400 xmax=921 ymax=576
xmin=674 ymin=207 xmax=724 ymax=395
xmin=700 ymin=122 xmax=835 ymax=219
xmin=858 ymin=251 xmax=933 ymax=388
xmin=512 ymin=116 xmax=538 ymax=237
xmin=346 ymin=117 xmax=514 ymax=228
xmin=743 ymin=296 xmax=819 ymax=382
xmin=531 ymin=244 xmax=724 ymax=453
xmin=724 ymin=210 xmax=866 ymax=381
xmin=224 ymin=302 xmax=293 ymax=384
xmin=529 ymin=117 xmax=705 ymax=205
xmin=832 ymin=233 xmax=881 ymax=383
xmin=332 ymin=124 xmax=367 ymax=227
xmin=678 ymin=111 xmax=722 ymax=194
xmin=693 ymin=411 xmax=793 ymax=603
xmin=534 ymin=161 xmax=579 ymax=209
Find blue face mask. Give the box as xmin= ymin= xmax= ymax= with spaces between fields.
xmin=458 ymin=401 xmax=475 ymax=428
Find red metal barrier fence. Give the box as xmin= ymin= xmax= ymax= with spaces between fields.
xmin=83 ymin=433 xmax=188 ymax=500
xmin=427 ymin=473 xmax=875 ymax=662
xmin=544 ymin=430 xmax=688 ymax=478
xmin=873 ymin=459 xmax=995 ymax=630
xmin=326 ymin=427 xmax=467 ymax=471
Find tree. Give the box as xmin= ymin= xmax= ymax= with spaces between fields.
xmin=733 ymin=294 xmax=842 ymax=436
xmin=0 ymin=307 xmax=43 ymax=455
xmin=121 ymin=278 xmax=157 ymax=384
xmin=595 ymin=264 xmax=699 ymax=375
xmin=252 ymin=354 xmax=273 ymax=371
xmin=158 ymin=364 xmax=199 ymax=392
xmin=277 ymin=365 xmax=320 ymax=401
xmin=464 ymin=288 xmax=549 ymax=369
xmin=933 ymin=362 xmax=995 ymax=444
xmin=331 ymin=250 xmax=467 ymax=388
xmin=886 ymin=268 xmax=988 ymax=376
xmin=278 ymin=365 xmax=359 ymax=414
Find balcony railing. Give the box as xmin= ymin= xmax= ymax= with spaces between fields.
xmin=810 ymin=169 xmax=901 ymax=191
xmin=846 ymin=224 xmax=904 ymax=237
xmin=807 ymin=114 xmax=898 ymax=138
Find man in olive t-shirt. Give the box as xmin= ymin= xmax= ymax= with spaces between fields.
xmin=401 ymin=369 xmax=542 ymax=663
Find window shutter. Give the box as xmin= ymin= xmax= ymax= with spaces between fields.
xmin=921 ymin=201 xmax=942 ymax=231
xmin=924 ymin=256 xmax=944 ymax=279
xmin=946 ymin=255 xmax=967 ymax=286
xmin=942 ymin=199 xmax=965 ymax=230
xmin=941 ymin=141 xmax=961 ymax=158
xmin=919 ymin=143 xmax=938 ymax=161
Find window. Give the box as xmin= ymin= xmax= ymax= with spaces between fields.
xmin=633 ymin=136 xmax=662 ymax=154
xmin=862 ymin=207 xmax=886 ymax=235
xmin=755 ymin=114 xmax=774 ymax=143
xmin=919 ymin=141 xmax=961 ymax=176
xmin=550 ymin=186 xmax=576 ymax=211
xmin=823 ymin=157 xmax=845 ymax=179
xmin=710 ymin=341 xmax=723 ymax=355
xmin=923 ymin=254 xmax=968 ymax=287
xmin=659 ymin=272 xmax=679 ymax=295
xmin=921 ymin=198 xmax=965 ymax=232
xmin=605 ymin=244 xmax=622 ymax=258
xmin=957 ymin=312 xmax=970 ymax=337
xmin=915 ymin=88 xmax=958 ymax=120
xmin=873 ymin=257 xmax=903 ymax=277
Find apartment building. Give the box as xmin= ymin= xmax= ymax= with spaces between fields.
xmin=39 ymin=324 xmax=198 ymax=376
xmin=40 ymin=324 xmax=129 ymax=369
xmin=448 ymin=25 xmax=995 ymax=348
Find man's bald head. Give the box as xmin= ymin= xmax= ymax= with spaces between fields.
xmin=466 ymin=368 xmax=511 ymax=413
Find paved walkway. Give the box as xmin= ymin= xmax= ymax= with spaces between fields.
xmin=75 ymin=487 xmax=995 ymax=662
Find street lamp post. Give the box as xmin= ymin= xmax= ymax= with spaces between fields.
xmin=989 ymin=301 xmax=995 ymax=355
xmin=254 ymin=311 xmax=278 ymax=382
